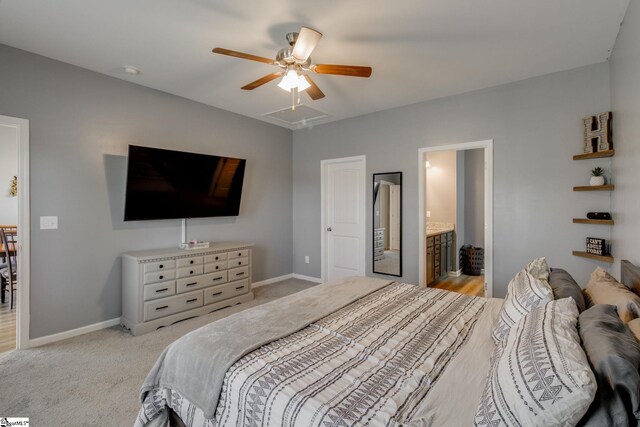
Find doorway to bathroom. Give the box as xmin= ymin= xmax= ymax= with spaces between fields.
xmin=417 ymin=140 xmax=493 ymax=297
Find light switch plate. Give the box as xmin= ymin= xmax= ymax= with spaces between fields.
xmin=426 ymin=211 xmax=431 ymax=218
xmin=40 ymin=216 xmax=58 ymax=230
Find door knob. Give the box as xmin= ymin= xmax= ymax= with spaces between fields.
xmin=327 ymin=227 xmax=332 ymax=232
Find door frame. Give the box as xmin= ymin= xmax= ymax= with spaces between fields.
xmin=320 ymin=155 xmax=366 ymax=282
xmin=418 ymin=140 xmax=494 ymax=297
xmin=0 ymin=115 xmax=30 ymax=349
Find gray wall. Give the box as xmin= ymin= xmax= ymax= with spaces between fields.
xmin=455 ymin=151 xmax=465 ymax=269
xmin=0 ymin=44 xmax=293 ymax=338
xmin=425 ymin=151 xmax=457 ymax=224
xmin=292 ymin=62 xmax=612 ymax=295
xmin=611 ymin=1 xmax=640 ymax=278
xmin=464 ymin=148 xmax=485 ymax=248
xmin=0 ymin=125 xmax=18 ymax=224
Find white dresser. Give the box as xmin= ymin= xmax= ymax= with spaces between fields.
xmin=121 ymin=242 xmax=254 ymax=335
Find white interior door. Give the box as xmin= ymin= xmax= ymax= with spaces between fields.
xmin=389 ymin=185 xmax=401 ymax=251
xmin=323 ymin=157 xmax=366 ymax=281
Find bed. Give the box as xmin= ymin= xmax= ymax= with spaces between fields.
xmin=136 ymin=261 xmax=640 ymax=427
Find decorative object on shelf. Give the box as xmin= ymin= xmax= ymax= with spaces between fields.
xmin=179 ymin=241 xmax=210 ymax=250
xmin=586 ymin=237 xmax=607 ymax=256
xmin=8 ymin=176 xmax=17 ymax=197
xmin=583 ymin=111 xmax=612 ymax=154
xmin=587 ymin=212 xmax=612 ymax=220
xmin=590 ymin=167 xmax=606 ymax=186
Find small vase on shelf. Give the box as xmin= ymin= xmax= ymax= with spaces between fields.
xmin=590 ymin=167 xmax=606 ymax=186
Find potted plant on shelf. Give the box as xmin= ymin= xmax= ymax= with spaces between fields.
xmin=590 ymin=167 xmax=606 ymax=186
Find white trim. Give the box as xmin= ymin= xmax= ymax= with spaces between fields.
xmin=292 ymin=273 xmax=323 ymax=283
xmin=252 ymin=274 xmax=294 ymax=288
xmin=418 ymin=140 xmax=494 ymax=297
xmin=320 ymin=155 xmax=366 ymax=282
xmin=0 ymin=115 xmax=30 ymax=350
xmin=448 ymin=269 xmax=463 ymax=278
xmin=28 ymin=318 xmax=120 ymax=348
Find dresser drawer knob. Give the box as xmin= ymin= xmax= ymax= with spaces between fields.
xmin=190 ymin=260 xmax=194 ymax=264
xmin=235 ymin=286 xmax=245 ymax=290
xmin=215 ymin=266 xmax=219 ymax=270
xmin=155 ymin=288 xmax=168 ymax=293
xmin=237 ymin=261 xmax=241 ymax=265
xmin=186 ymin=298 xmax=198 ymax=303
xmin=186 ymin=282 xmax=197 ymax=287
xmin=190 ymin=270 xmax=194 ymax=275
xmin=215 ymin=256 xmax=219 ymax=260
xmin=238 ymin=253 xmax=241 ymax=256
xmin=159 ymin=264 xmax=164 ymax=269
xmin=212 ymin=291 xmax=223 ymax=296
xmin=159 ymin=275 xmax=164 ymax=280
xmin=213 ymin=277 xmax=223 ymax=281
xmin=156 ymin=305 xmax=169 ymax=311
xmin=236 ymin=272 xmax=245 ymax=277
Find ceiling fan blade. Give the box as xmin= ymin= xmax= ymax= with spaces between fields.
xmin=311 ymin=64 xmax=372 ymax=78
xmin=292 ymin=27 xmax=323 ymax=61
xmin=241 ymin=72 xmax=283 ymax=90
xmin=303 ymin=75 xmax=325 ymax=100
xmin=212 ymin=47 xmax=275 ymax=65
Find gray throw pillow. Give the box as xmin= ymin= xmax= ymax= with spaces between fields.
xmin=550 ymin=268 xmax=587 ymax=312
xmin=578 ymin=304 xmax=640 ymax=426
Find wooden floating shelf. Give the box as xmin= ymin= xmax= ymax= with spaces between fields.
xmin=573 ymin=218 xmax=614 ymax=225
xmin=573 ymin=150 xmax=615 ymax=160
xmin=573 ymin=184 xmax=615 ymax=191
xmin=572 ymin=251 xmax=614 ymax=263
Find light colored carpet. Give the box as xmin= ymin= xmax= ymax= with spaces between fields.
xmin=0 ymin=278 xmax=317 ymax=426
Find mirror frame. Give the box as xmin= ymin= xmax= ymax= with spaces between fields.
xmin=372 ymin=172 xmax=402 ymax=277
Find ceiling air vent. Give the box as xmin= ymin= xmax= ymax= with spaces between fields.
xmin=263 ymin=104 xmax=329 ymax=128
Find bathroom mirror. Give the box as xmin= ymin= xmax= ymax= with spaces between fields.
xmin=373 ymin=172 xmax=402 ymax=276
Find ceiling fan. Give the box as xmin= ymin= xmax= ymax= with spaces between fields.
xmin=212 ymin=27 xmax=372 ymax=106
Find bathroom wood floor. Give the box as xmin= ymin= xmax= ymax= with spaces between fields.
xmin=430 ymin=274 xmax=485 ymax=297
xmin=0 ymin=299 xmax=16 ymax=354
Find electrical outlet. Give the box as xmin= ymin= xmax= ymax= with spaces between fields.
xmin=40 ymin=216 xmax=58 ymax=230
xmin=426 ymin=211 xmax=431 ymax=218
xmin=305 ymin=256 xmax=310 ymax=264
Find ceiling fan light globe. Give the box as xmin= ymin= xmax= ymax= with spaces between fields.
xmin=277 ymin=69 xmax=299 ymax=91
xmin=297 ymin=75 xmax=311 ymax=91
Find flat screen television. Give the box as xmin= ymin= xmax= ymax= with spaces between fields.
xmin=123 ymin=145 xmax=246 ymax=221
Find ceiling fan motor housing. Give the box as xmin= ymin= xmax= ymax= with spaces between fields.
xmin=276 ymin=46 xmax=311 ymax=68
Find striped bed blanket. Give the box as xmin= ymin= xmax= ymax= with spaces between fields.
xmin=137 ymin=282 xmax=487 ymax=426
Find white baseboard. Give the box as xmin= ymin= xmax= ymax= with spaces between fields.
xmin=448 ymin=269 xmax=463 ymax=277
xmin=252 ymin=274 xmax=294 ymax=288
xmin=28 ymin=317 xmax=121 ymax=348
xmin=292 ymin=273 xmax=323 ymax=283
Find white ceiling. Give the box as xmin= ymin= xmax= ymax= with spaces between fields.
xmin=0 ymin=0 xmax=629 ymax=129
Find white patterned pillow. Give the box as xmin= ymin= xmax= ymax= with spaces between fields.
xmin=475 ymin=298 xmax=596 ymax=427
xmin=492 ymin=269 xmax=553 ymax=343
xmin=525 ymin=257 xmax=550 ymax=282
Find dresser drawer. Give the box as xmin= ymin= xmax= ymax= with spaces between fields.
xmin=204 ymin=279 xmax=249 ymax=305
xmin=143 ymin=280 xmax=176 ymax=301
xmin=177 ymin=256 xmax=203 ymax=268
xmin=228 ymin=249 xmax=249 ymax=260
xmin=143 ymin=290 xmax=203 ymax=321
xmin=177 ymin=271 xmax=228 ymax=293
xmin=143 ymin=260 xmax=176 ymax=273
xmin=177 ymin=265 xmax=204 ymax=279
xmin=228 ymin=265 xmax=249 ymax=281
xmin=204 ymin=253 xmax=228 ymax=263
xmin=143 ymin=270 xmax=176 ymax=285
xmin=228 ymin=257 xmax=248 ymax=268
xmin=204 ymin=261 xmax=228 ymax=274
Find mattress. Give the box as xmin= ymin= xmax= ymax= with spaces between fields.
xmin=137 ymin=281 xmax=502 ymax=426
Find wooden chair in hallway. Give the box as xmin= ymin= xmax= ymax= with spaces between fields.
xmin=0 ymin=227 xmax=17 ymax=309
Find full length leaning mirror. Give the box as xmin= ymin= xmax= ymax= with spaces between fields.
xmin=373 ymin=172 xmax=402 ymax=276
